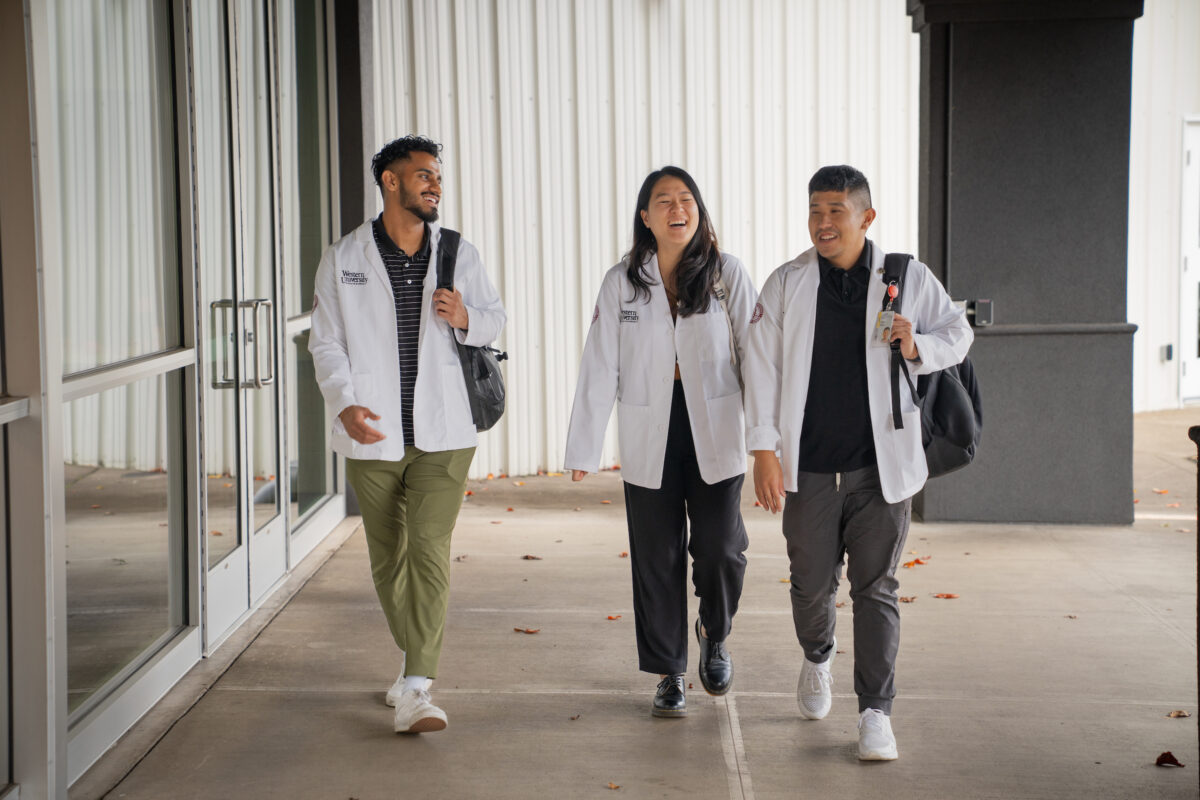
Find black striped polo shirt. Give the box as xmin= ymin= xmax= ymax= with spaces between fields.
xmin=371 ymin=216 xmax=430 ymax=446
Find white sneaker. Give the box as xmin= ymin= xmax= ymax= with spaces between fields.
xmin=383 ymin=652 xmax=407 ymax=707
xmin=393 ymin=688 xmax=448 ymax=734
xmin=857 ymin=708 xmax=898 ymax=760
xmin=796 ymin=645 xmax=834 ymax=720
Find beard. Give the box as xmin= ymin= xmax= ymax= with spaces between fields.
xmin=401 ymin=187 xmax=439 ymax=222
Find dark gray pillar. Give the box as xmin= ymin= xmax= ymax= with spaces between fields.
xmin=908 ymin=0 xmax=1143 ymax=523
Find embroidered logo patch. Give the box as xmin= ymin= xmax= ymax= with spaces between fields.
xmin=620 ymin=309 xmax=639 ymax=324
xmin=750 ymin=302 xmax=764 ymax=324
xmin=340 ymin=270 xmax=367 ymax=285
xmin=592 ymin=305 xmax=600 ymax=324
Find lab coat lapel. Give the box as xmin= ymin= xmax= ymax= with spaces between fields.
xmin=356 ymin=221 xmax=391 ymax=290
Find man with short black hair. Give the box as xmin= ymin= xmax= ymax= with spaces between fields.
xmin=310 ymin=135 xmax=505 ymax=733
xmin=744 ymin=165 xmax=972 ymax=760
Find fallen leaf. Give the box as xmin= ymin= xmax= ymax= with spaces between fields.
xmin=964 ymin=552 xmax=971 ymax=555
xmin=506 ymin=507 xmax=514 ymax=512
xmin=569 ymin=714 xmax=581 ymax=720
xmin=611 ymin=464 xmax=621 ymax=470
xmin=687 ymin=683 xmax=693 ymax=689
xmin=607 ymin=782 xmax=621 ymax=790
xmin=490 ymin=520 xmax=502 ymax=525
xmin=899 ymin=596 xmax=916 ymax=603
xmin=513 ymin=627 xmax=540 ymax=634
xmin=780 ymin=578 xmax=790 ymax=583
xmin=1065 ymin=614 xmax=1078 ymax=619
xmin=1133 ymin=498 xmax=1140 ymax=503
xmin=223 ymin=482 xmax=233 ymax=488
xmin=607 ymin=615 xmax=622 ymax=620
xmin=464 ymin=490 xmax=474 ymax=496
xmin=753 ymin=500 xmax=761 ymax=507
xmin=1152 ymin=488 xmax=1169 ymax=494
xmin=933 ymin=593 xmax=959 ymax=599
xmin=1155 ymin=751 xmax=1184 ymax=767
xmin=573 ymin=507 xmax=582 ymax=511
xmin=1178 ymin=528 xmax=1192 ymax=533
xmin=547 ymin=471 xmax=563 ymax=477
xmin=537 ymin=470 xmax=545 ymax=476
xmin=453 ymin=554 xmax=468 ymax=562
xmin=902 ymin=558 xmax=927 ymax=568
xmin=1167 ymin=502 xmax=1181 ymax=508
xmin=211 ymin=530 xmax=223 ymax=536
xmin=90 ymin=504 xmax=102 ymax=509
xmin=835 ymin=649 xmax=846 ymax=654
xmin=522 ymin=554 xmax=543 ymax=560
xmin=601 ymin=500 xmax=612 ymax=505
xmin=835 ymin=601 xmax=845 ymax=608
xmin=909 ymin=550 xmax=918 ymax=554
xmin=618 ymin=551 xmax=629 ymax=558
xmin=499 ymin=473 xmax=508 ymax=478
xmin=487 ymin=473 xmax=494 ymax=479
xmin=1166 ymin=710 xmax=1191 ymax=718
xmin=514 ymin=481 xmax=526 ymax=486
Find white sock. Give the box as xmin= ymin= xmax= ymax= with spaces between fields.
xmin=403 ymin=675 xmax=429 ymax=693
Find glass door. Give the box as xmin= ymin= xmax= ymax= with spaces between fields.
xmin=195 ymin=0 xmax=287 ymax=646
xmin=1182 ymin=120 xmax=1200 ymax=401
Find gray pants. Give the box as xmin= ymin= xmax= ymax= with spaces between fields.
xmin=782 ymin=465 xmax=911 ymax=713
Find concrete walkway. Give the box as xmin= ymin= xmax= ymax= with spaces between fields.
xmin=80 ymin=412 xmax=1198 ymax=799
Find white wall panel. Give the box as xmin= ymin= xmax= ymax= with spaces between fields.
xmin=1128 ymin=0 xmax=1200 ymax=411
xmin=373 ymin=0 xmax=920 ymax=477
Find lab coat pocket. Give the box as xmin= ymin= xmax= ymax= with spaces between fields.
xmin=617 ymin=368 xmax=650 ymax=406
xmin=442 ymin=363 xmax=472 ymax=430
xmin=704 ymin=392 xmax=744 ymax=457
xmin=700 ymin=358 xmax=741 ymax=401
xmin=617 ymin=401 xmax=651 ymax=466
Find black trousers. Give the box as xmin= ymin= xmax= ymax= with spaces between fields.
xmin=622 ymin=381 xmax=748 ymax=675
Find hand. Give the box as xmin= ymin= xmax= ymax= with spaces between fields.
xmin=339 ymin=405 xmax=385 ymax=444
xmin=890 ymin=314 xmax=919 ymax=361
xmin=571 ymin=470 xmax=588 ymax=482
xmin=433 ymin=288 xmax=469 ymax=330
xmin=752 ymin=451 xmax=786 ymax=514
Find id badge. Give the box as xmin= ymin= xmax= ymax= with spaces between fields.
xmin=872 ymin=310 xmax=895 ymax=347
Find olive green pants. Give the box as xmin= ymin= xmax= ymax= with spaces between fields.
xmin=346 ymin=446 xmax=475 ymax=678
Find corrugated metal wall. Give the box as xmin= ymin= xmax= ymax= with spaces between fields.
xmin=372 ymin=0 xmax=921 ymax=477
xmin=1128 ymin=0 xmax=1200 ymax=411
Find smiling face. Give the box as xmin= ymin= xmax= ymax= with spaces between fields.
xmin=382 ymin=150 xmax=442 ymax=222
xmin=639 ymin=176 xmax=699 ymax=251
xmin=808 ymin=189 xmax=876 ymax=269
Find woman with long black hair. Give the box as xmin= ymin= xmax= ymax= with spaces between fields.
xmin=564 ymin=166 xmax=756 ymax=717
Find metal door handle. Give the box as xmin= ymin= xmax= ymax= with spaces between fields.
xmin=249 ymin=298 xmax=275 ymax=387
xmin=210 ymin=299 xmax=237 ymax=389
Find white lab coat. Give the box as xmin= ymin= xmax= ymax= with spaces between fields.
xmin=743 ymin=244 xmax=973 ymax=504
xmin=309 ymin=219 xmax=506 ymax=459
xmin=564 ymin=253 xmax=757 ymax=489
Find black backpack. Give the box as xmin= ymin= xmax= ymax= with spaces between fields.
xmin=881 ymin=253 xmax=982 ymax=478
xmin=436 ymin=229 xmax=507 ymax=431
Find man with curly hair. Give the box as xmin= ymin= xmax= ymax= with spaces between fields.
xmin=309 ymin=135 xmax=505 ymax=733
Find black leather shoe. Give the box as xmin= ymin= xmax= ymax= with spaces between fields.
xmin=695 ymin=618 xmax=733 ymax=696
xmin=651 ymin=674 xmax=687 ymax=718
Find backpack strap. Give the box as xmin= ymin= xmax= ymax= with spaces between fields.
xmin=882 ymin=253 xmax=919 ymax=429
xmin=436 ymin=228 xmax=462 ymax=290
